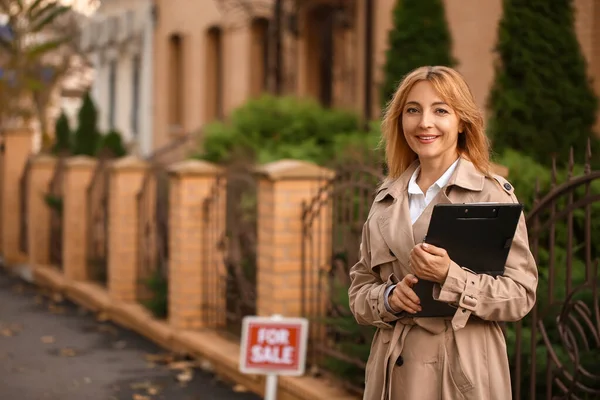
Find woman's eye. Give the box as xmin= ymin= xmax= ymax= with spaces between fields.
xmin=436 ymin=108 xmax=449 ymax=114
xmin=406 ymin=107 xmax=419 ymax=113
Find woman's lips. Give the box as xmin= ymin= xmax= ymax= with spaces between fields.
xmin=416 ymin=135 xmax=438 ymax=144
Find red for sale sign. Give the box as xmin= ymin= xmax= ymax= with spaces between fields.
xmin=239 ymin=316 xmax=309 ymax=376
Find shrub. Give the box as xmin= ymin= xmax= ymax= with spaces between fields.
xmin=98 ymin=129 xmax=127 ymax=158
xmin=142 ymin=269 xmax=168 ymax=319
xmin=52 ymin=111 xmax=71 ymax=155
xmin=72 ymin=91 xmax=102 ymax=156
xmin=195 ymin=94 xmax=377 ymax=165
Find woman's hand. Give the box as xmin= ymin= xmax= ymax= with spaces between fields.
xmin=388 ymin=274 xmax=421 ymax=314
xmin=409 ymin=243 xmax=451 ymax=284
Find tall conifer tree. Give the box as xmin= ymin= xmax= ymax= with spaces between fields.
xmin=381 ymin=0 xmax=456 ymax=106
xmin=488 ymin=0 xmax=598 ymax=166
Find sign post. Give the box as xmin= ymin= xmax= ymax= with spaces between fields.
xmin=239 ymin=315 xmax=309 ymax=400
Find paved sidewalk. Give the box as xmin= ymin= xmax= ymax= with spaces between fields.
xmin=0 ymin=269 xmax=261 ymax=400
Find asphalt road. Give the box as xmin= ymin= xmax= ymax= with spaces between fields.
xmin=0 ymin=269 xmax=262 ymax=400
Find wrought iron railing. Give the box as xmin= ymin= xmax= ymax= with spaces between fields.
xmin=202 ymin=175 xmax=227 ymax=329
xmin=301 ymin=158 xmax=384 ymax=395
xmin=136 ymin=166 xmax=170 ymax=318
xmin=86 ymin=160 xmax=110 ymax=285
xmin=134 ymin=129 xmax=202 ymax=317
xmin=18 ymin=157 xmax=32 ymax=254
xmin=48 ymin=157 xmax=66 ymax=268
xmin=203 ymin=164 xmax=257 ymax=338
xmin=509 ymin=142 xmax=600 ymax=399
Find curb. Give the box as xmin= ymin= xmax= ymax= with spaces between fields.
xmin=21 ymin=264 xmax=359 ymax=400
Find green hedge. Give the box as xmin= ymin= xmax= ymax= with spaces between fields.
xmin=195 ymin=94 xmax=381 ymax=165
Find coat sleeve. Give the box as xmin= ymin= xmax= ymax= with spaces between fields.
xmin=432 ymin=180 xmax=538 ymax=330
xmin=348 ymin=220 xmax=404 ymax=329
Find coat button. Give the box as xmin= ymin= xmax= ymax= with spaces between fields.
xmin=395 ymin=355 xmax=404 ymax=367
xmin=503 ymin=183 xmax=512 ymax=191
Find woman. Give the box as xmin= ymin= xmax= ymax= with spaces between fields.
xmin=348 ymin=66 xmax=538 ymax=400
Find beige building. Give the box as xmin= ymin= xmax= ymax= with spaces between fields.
xmin=151 ymin=0 xmax=600 ymax=152
xmin=80 ymin=0 xmax=155 ymax=156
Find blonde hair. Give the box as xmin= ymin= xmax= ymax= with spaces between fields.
xmin=381 ymin=66 xmax=491 ymax=179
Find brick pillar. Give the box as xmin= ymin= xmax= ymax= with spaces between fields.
xmin=168 ymin=160 xmax=225 ymax=330
xmin=1 ymin=127 xmax=34 ymax=265
xmin=27 ymin=155 xmax=56 ymax=266
xmin=255 ymin=160 xmax=334 ymax=317
xmin=63 ymin=156 xmax=96 ymax=281
xmin=108 ymin=156 xmax=148 ymax=302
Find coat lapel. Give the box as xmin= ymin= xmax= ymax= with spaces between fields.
xmin=412 ymin=187 xmax=452 ymax=244
xmin=373 ymin=157 xmax=485 ymax=269
xmin=375 ymin=162 xmax=419 ymax=268
xmin=377 ymin=193 xmax=415 ymax=267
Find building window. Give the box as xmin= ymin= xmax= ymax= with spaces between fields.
xmin=108 ymin=59 xmax=117 ymax=130
xmin=131 ymin=54 xmax=140 ymax=136
xmin=206 ymin=26 xmax=223 ymax=121
xmin=250 ymin=18 xmax=269 ymax=96
xmin=306 ymin=5 xmax=334 ymax=107
xmin=168 ymin=34 xmax=183 ymax=132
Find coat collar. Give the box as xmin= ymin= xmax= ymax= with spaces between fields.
xmin=375 ymin=156 xmax=485 ymax=202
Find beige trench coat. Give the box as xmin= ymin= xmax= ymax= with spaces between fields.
xmin=348 ymin=158 xmax=538 ymax=400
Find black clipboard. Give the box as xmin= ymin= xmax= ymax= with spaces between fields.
xmin=412 ymin=203 xmax=523 ymax=318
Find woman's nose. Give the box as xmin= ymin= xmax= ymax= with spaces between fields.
xmin=418 ymin=112 xmax=434 ymax=129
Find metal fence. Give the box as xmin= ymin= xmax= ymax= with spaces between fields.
xmin=202 ymin=175 xmax=227 ymax=329
xmin=202 ymin=164 xmax=257 ymax=337
xmin=301 ymin=158 xmax=384 ymax=395
xmin=48 ymin=157 xmax=66 ymax=267
xmin=136 ymin=166 xmax=170 ymax=317
xmin=19 ymin=157 xmax=32 ymax=254
xmin=86 ymin=159 xmax=110 ymax=284
xmin=510 ymin=143 xmax=600 ymax=399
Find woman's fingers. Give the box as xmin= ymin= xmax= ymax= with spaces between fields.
xmin=390 ymin=278 xmax=422 ymax=314
xmin=403 ymin=273 xmax=418 ymax=287
xmin=398 ymin=280 xmax=421 ymax=308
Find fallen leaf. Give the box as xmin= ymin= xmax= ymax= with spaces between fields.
xmin=168 ymin=361 xmax=196 ymax=371
xmin=144 ymin=353 xmax=174 ymax=364
xmin=233 ymin=384 xmax=249 ymax=393
xmin=48 ymin=304 xmax=66 ymax=315
xmin=176 ymin=369 xmax=193 ymax=384
xmin=197 ymin=358 xmax=214 ymax=372
xmin=59 ymin=348 xmax=78 ymax=357
xmin=96 ymin=312 xmax=109 ymax=322
xmin=146 ymin=386 xmax=160 ymax=395
xmin=1 ymin=328 xmax=14 ymax=337
xmin=132 ymin=395 xmax=150 ymax=400
xmin=96 ymin=325 xmax=118 ymax=336
xmin=41 ymin=336 xmax=55 ymax=344
xmin=52 ymin=293 xmax=64 ymax=303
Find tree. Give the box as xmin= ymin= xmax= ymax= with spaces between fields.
xmin=98 ymin=129 xmax=127 ymax=158
xmin=52 ymin=110 xmax=71 ymax=154
xmin=487 ymin=0 xmax=599 ymax=167
xmin=0 ymin=0 xmax=89 ymax=145
xmin=72 ymin=91 xmax=100 ymax=156
xmin=380 ymin=0 xmax=456 ymax=106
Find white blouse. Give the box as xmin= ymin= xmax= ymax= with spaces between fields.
xmin=407 ymin=158 xmax=459 ymax=225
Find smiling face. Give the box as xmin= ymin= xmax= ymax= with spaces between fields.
xmin=401 ymin=80 xmax=462 ymax=166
